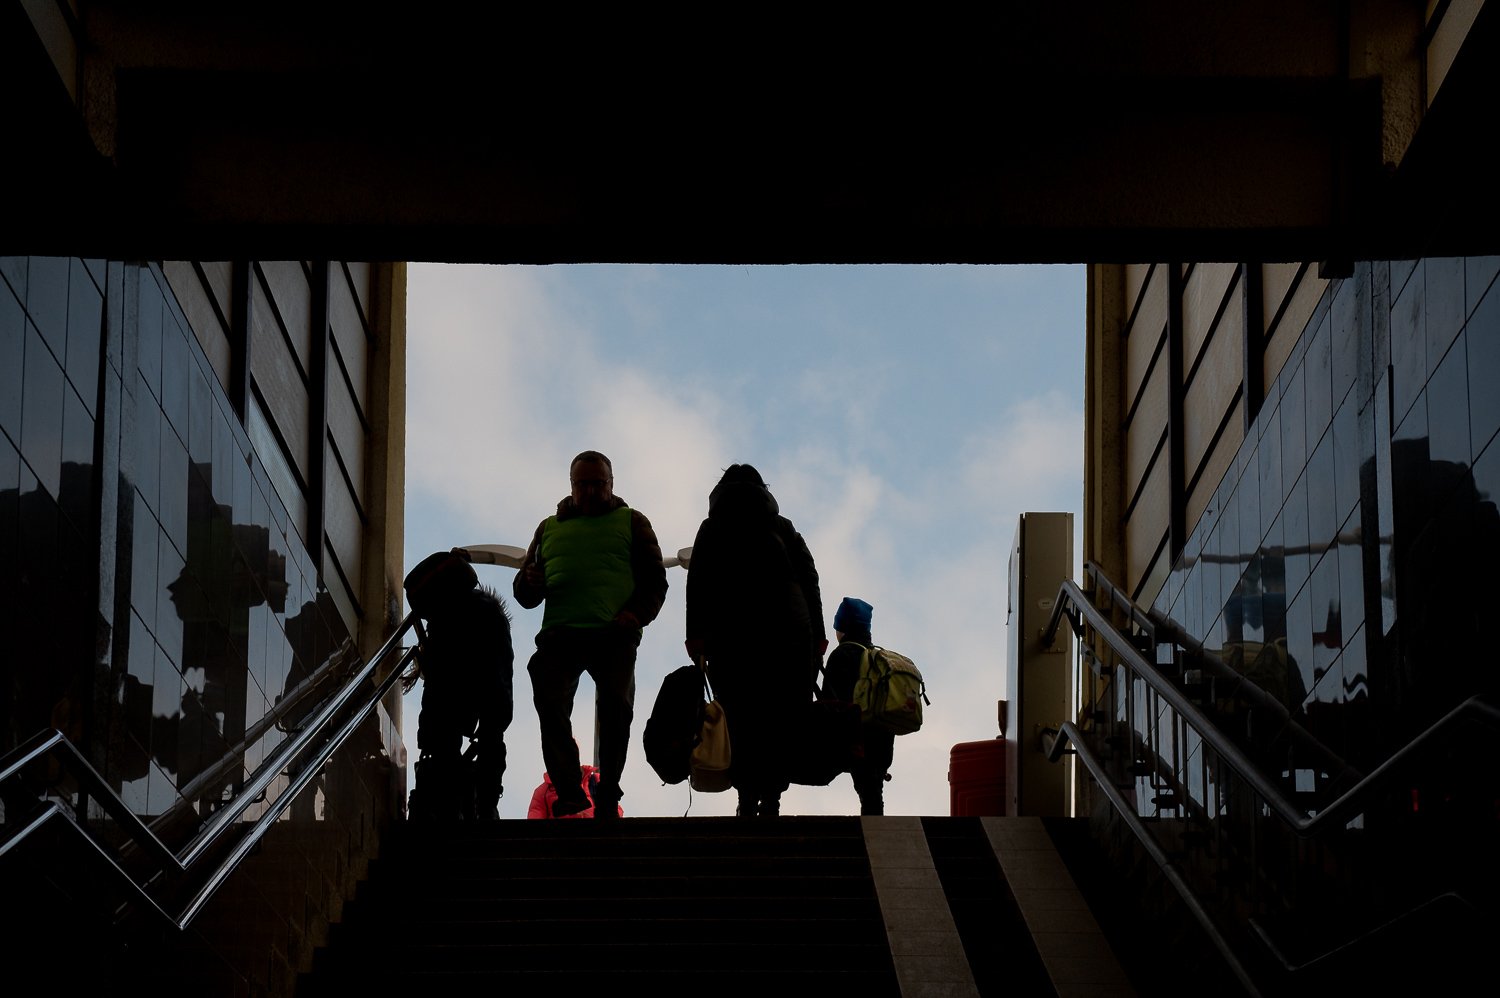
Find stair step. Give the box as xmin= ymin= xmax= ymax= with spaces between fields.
xmin=351 ymin=874 xmax=879 ymax=902
xmin=315 ymin=940 xmax=894 ymax=973
xmin=330 ymin=916 xmax=888 ymax=947
xmin=335 ymin=894 xmax=884 ymax=922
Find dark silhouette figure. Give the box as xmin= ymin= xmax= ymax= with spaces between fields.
xmin=404 ymin=549 xmax=513 ymax=820
xmin=685 ymin=464 xmax=826 ymax=817
xmin=513 ymin=451 xmax=668 ymax=819
xmin=822 ymin=596 xmax=895 ymax=815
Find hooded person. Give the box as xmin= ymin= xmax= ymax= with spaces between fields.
xmin=403 ymin=549 xmax=514 ymax=820
xmin=821 ymin=595 xmax=895 ymax=815
xmin=684 ymin=464 xmax=827 ymax=817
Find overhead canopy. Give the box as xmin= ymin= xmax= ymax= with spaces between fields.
xmin=7 ymin=2 xmax=1499 ymax=263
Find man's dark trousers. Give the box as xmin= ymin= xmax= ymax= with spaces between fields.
xmin=527 ymin=624 xmax=638 ymax=810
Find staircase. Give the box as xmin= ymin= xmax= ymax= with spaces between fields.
xmin=299 ymin=815 xmax=897 ymax=995
xmin=296 ymin=815 xmax=1138 ymax=997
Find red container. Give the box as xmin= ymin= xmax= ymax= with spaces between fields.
xmin=949 ymin=739 xmax=1007 ymax=816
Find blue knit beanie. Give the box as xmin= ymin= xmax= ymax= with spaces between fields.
xmin=834 ymin=596 xmax=873 ymax=634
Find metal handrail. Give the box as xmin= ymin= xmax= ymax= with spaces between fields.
xmin=1043 ymin=564 xmax=1500 ymax=992
xmin=0 ymin=611 xmax=419 ymax=930
xmin=1043 ymin=565 xmax=1500 ymax=837
xmin=1048 ymin=719 xmax=1263 ymax=998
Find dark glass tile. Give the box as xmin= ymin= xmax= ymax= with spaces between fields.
xmin=1341 ymin=624 xmax=1369 ymax=701
xmin=266 ymin=521 xmax=292 ymax=620
xmin=1331 ymin=277 xmax=1361 ymax=410
xmin=1306 ymin=647 xmax=1345 ymax=708
xmin=1301 ymin=664 xmax=1347 ymax=767
xmin=1283 ymin=472 xmax=1310 ymax=606
xmin=21 ymin=322 xmax=65 ymax=500
xmin=1474 ymin=431 xmax=1500 ymax=515
xmin=1374 ymin=373 xmax=1397 ymax=635
xmin=156 ymin=528 xmax=185 ymax=670
xmin=1164 ymin=562 xmax=1187 ymax=619
xmin=0 ymin=429 xmax=17 ymax=495
xmin=119 ymin=774 xmax=149 ymax=815
xmin=1309 ymin=545 xmax=1341 ymax=674
xmin=159 ymin=426 xmax=189 ymax=561
xmin=1184 ymin=561 xmax=1203 ymax=640
xmin=175 ymin=688 xmax=208 ymax=790
xmin=1281 ymin=364 xmax=1307 ymax=501
xmin=82 ymin=258 xmax=105 ymax=292
xmin=1426 ymin=257 xmax=1465 ymax=377
xmin=1426 ymin=329 xmax=1470 ymax=473
xmin=160 ymin=318 xmax=190 ymax=444
xmin=1467 ymin=282 xmax=1500 ymax=460
xmin=129 ymin=496 xmax=159 ymax=627
xmin=1389 ymin=395 xmax=1429 ymax=641
xmin=1204 ymin=610 xmax=1226 ymax=656
xmin=232 ymin=445 xmax=253 ymax=528
xmin=1239 ymin=449 xmax=1261 ymax=555
xmin=1467 ymin=256 xmax=1500 ymax=321
xmin=18 ymin=466 xmax=59 ymax=597
xmin=1391 ymin=259 xmax=1420 ymax=301
xmin=1259 ymin=406 xmax=1283 ymax=525
xmin=188 ymin=364 xmax=212 ymax=464
xmin=1283 ymin=305 xmax=1314 ymax=388
xmin=0 ymin=257 xmax=25 ymax=300
xmin=26 ymin=256 xmax=68 ymax=363
xmin=1391 ymin=388 xmax=1429 ymax=492
xmin=59 ymin=387 xmax=93 ymax=532
xmin=137 ymin=269 xmax=163 ymax=401
xmin=1304 ymin=313 xmax=1333 ymax=451
xmin=211 ymin=411 xmax=235 ymax=506
xmin=1331 ymin=392 xmax=1362 ymax=529
xmin=1371 ymin=264 xmax=1391 ymax=401
xmin=1203 ymin=525 xmax=1224 ymax=625
xmin=148 ymin=760 xmax=183 ymax=816
xmin=1307 ymin=425 xmax=1338 ymax=563
xmin=131 ymin=379 xmax=161 ymax=515
xmin=152 ymin=642 xmax=185 ymax=738
xmin=1233 ymin=555 xmax=1266 ymax=644
xmin=1261 ymin=518 xmax=1288 ymax=644
xmin=124 ymin=607 xmax=157 ymax=716
xmin=1389 ymin=266 xmax=1426 ymax=427
xmin=1338 ymin=507 xmax=1365 ymax=639
xmin=266 ymin=632 xmax=291 ymax=707
xmin=246 ymin=603 xmax=269 ymax=700
xmin=1286 ymin=585 xmax=1316 ymax=701
xmin=1219 ymin=486 xmax=1242 ymax=601
xmin=1 ymin=284 xmax=24 ymax=442
xmin=65 ymin=258 xmax=102 ymax=418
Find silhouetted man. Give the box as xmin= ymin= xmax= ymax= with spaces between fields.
xmin=514 ymin=451 xmax=668 ymax=818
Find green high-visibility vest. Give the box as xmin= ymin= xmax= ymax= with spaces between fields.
xmin=538 ymin=506 xmax=635 ymax=630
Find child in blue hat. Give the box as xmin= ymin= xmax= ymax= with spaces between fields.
xmin=822 ymin=596 xmax=893 ymax=815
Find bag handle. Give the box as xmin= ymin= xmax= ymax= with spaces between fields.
xmin=694 ymin=654 xmax=715 ymax=702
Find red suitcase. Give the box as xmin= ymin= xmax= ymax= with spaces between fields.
xmin=949 ymin=738 xmax=1006 ymax=816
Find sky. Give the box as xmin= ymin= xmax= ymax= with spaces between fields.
xmin=400 ymin=263 xmax=1085 ymax=818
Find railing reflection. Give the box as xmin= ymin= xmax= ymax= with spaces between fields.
xmin=1045 ymin=561 xmax=1500 ymax=991
xmin=0 ymin=611 xmax=417 ymax=931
